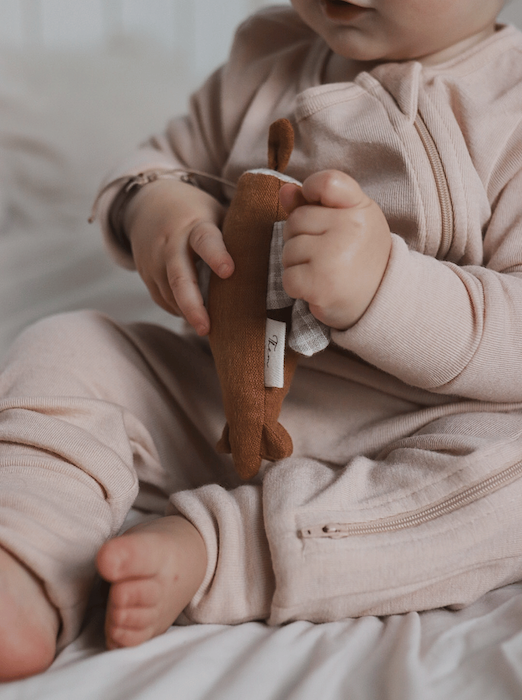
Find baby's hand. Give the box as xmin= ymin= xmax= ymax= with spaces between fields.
xmin=124 ymin=178 xmax=234 ymax=335
xmin=279 ymin=170 xmax=392 ymax=330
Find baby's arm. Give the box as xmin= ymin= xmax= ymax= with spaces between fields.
xmin=283 ymin=165 xmax=522 ymax=404
xmin=280 ymin=170 xmax=392 ymax=330
xmin=124 ymin=178 xmax=234 ymax=336
xmin=95 ymin=9 xmax=314 ymax=331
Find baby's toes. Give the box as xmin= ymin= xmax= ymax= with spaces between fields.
xmin=109 ymin=577 xmax=161 ymax=610
xmin=107 ymin=619 xmax=156 ymax=650
xmin=105 ymin=579 xmax=162 ymax=649
xmin=106 ymin=600 xmax=159 ymax=649
xmin=110 ymin=604 xmax=157 ymax=631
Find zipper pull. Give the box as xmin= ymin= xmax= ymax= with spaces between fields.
xmin=300 ymin=524 xmax=350 ymax=539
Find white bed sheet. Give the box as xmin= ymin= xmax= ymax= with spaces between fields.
xmin=1 ymin=40 xmax=522 ymax=700
xmin=3 ymin=584 xmax=522 ymax=699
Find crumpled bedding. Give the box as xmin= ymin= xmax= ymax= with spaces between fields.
xmin=1 ymin=39 xmax=522 ymax=700
xmin=4 ymin=583 xmax=522 ymax=699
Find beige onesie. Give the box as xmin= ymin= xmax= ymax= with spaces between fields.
xmin=2 ymin=6 xmax=522 ymax=648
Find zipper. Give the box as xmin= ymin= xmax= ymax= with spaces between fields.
xmin=414 ymin=114 xmax=454 ymax=259
xmin=300 ymin=458 xmax=522 ymax=539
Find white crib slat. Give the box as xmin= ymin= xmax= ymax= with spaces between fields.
xmin=250 ymin=0 xmax=288 ymax=10
xmin=172 ymin=1 xmax=195 ymax=61
xmin=192 ymin=0 xmax=291 ymax=78
xmin=120 ymin=0 xmax=176 ymax=49
xmin=101 ymin=0 xmax=124 ymax=41
xmin=499 ymin=4 xmax=522 ymax=28
xmin=0 ymin=0 xmax=25 ymax=47
xmin=192 ymin=0 xmax=254 ymax=78
xmin=0 ymin=0 xmax=291 ymax=56
xmin=40 ymin=0 xmax=105 ymax=49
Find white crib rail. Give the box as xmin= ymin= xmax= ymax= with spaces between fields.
xmin=0 ymin=0 xmax=286 ymax=78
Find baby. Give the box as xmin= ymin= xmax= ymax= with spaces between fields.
xmin=1 ymin=0 xmax=520 ymax=682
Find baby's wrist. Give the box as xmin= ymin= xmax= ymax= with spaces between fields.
xmin=123 ymin=175 xmax=197 ymax=243
xmin=103 ymin=171 xmax=197 ymax=252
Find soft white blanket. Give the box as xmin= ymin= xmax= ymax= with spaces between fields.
xmin=1 ymin=40 xmax=522 ymax=700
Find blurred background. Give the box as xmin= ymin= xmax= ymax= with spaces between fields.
xmin=0 ymin=0 xmax=520 ymax=81
xmin=0 ymin=0 xmax=521 ymax=358
xmin=0 ymin=0 xmax=284 ymax=81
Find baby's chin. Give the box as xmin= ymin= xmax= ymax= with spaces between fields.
xmin=326 ymin=38 xmax=413 ymax=65
xmin=327 ymin=34 xmax=448 ymax=66
xmin=326 ymin=23 xmax=499 ymax=67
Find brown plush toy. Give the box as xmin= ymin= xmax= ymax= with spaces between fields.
xmin=207 ymin=119 xmax=300 ymax=480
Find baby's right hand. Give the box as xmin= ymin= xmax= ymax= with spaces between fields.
xmin=124 ymin=178 xmax=234 ymax=335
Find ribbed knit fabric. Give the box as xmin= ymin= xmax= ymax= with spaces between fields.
xmin=3 ymin=7 xmax=522 ymax=645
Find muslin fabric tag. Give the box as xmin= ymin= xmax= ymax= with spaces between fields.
xmin=267 ymin=221 xmax=331 ymax=357
xmin=265 ymin=318 xmax=286 ymax=388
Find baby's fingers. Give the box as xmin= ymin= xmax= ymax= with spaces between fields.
xmin=149 ymin=276 xmax=180 ymax=316
xmin=279 ymin=183 xmax=306 ymax=215
xmin=189 ymin=221 xmax=234 ymax=279
xmin=166 ymin=253 xmax=209 ymax=335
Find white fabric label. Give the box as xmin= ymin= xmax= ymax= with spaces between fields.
xmin=265 ymin=318 xmax=286 ymax=388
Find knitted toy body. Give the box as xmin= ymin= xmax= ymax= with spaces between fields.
xmin=208 ymin=120 xmax=300 ymax=480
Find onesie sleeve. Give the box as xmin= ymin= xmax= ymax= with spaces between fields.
xmin=92 ymin=7 xmax=314 ymax=268
xmin=331 ymin=166 xmax=522 ymax=403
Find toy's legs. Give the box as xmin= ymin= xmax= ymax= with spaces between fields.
xmin=0 ymin=310 xmax=234 ymax=657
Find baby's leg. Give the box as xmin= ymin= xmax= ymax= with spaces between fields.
xmin=262 ymin=409 xmax=522 ymax=622
xmin=156 ymin=403 xmax=522 ymax=628
xmin=0 ymin=311 xmax=144 ymax=678
xmin=0 ymin=310 xmax=231 ymax=677
xmin=96 ymin=515 xmax=206 ymax=649
xmin=0 ymin=546 xmax=59 ymax=681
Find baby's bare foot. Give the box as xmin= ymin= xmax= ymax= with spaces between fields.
xmin=96 ymin=515 xmax=207 ymax=650
xmin=0 ymin=546 xmax=59 ymax=681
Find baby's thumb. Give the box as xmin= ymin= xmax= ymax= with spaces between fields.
xmin=279 ymin=183 xmax=307 ymax=215
xmin=302 ymin=170 xmax=367 ymax=209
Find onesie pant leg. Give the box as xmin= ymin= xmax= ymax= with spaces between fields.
xmin=4 ymin=312 xmax=522 ymax=637
xmin=0 ymin=310 xmax=233 ymax=647
xmin=264 ymin=410 xmax=522 ymax=623
xmin=171 ymin=403 xmax=522 ymax=625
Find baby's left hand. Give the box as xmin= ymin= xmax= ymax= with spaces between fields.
xmin=280 ymin=170 xmax=392 ymax=330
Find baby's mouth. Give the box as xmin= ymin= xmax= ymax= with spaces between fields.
xmin=321 ymin=0 xmax=370 ymax=22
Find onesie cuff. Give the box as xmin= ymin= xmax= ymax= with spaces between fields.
xmin=330 ymin=233 xmax=480 ymax=391
xmin=168 ymin=483 xmax=275 ymax=625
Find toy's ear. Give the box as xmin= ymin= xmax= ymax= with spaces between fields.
xmin=268 ymin=118 xmax=294 ymax=173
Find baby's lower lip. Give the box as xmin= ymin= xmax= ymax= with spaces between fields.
xmin=321 ymin=0 xmax=369 ymax=22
